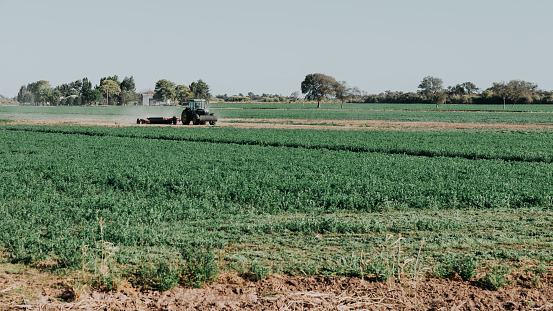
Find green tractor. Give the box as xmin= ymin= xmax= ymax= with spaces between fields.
xmin=181 ymin=99 xmax=218 ymax=125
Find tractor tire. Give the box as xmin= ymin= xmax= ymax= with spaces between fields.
xmin=193 ymin=114 xmax=200 ymax=125
xmin=209 ymin=121 xmax=216 ymax=125
xmin=181 ymin=109 xmax=191 ymax=125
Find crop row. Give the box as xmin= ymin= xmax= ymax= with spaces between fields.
xmin=2 ymin=129 xmax=553 ymax=214
xmin=5 ymin=124 xmax=553 ymax=163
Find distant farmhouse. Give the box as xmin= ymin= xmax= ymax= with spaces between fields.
xmin=140 ymin=91 xmax=170 ymax=106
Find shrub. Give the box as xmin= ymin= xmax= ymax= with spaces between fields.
xmin=179 ymin=246 xmax=219 ymax=288
xmin=456 ymin=255 xmax=478 ymax=281
xmin=480 ymin=265 xmax=511 ymax=290
xmin=128 ymin=257 xmax=180 ymax=292
xmin=435 ymin=254 xmax=478 ymax=281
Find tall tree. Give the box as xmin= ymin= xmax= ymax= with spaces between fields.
xmin=189 ymin=79 xmax=211 ymax=100
xmin=418 ymin=76 xmax=445 ymax=108
xmin=301 ymin=73 xmax=337 ymax=108
xmin=99 ymin=79 xmax=121 ymax=105
xmin=153 ymin=79 xmax=176 ymax=103
xmin=507 ymin=80 xmax=537 ymax=108
xmin=17 ymin=85 xmax=33 ymax=104
xmin=87 ymin=89 xmax=103 ymax=105
xmin=120 ymin=76 xmax=136 ymax=92
xmin=461 ymin=82 xmax=479 ymax=95
xmin=118 ymin=76 xmax=138 ymax=105
xmin=175 ymin=85 xmax=193 ymax=104
xmin=79 ymin=78 xmax=93 ymax=105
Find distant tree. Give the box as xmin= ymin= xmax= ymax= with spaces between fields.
xmin=507 ymin=80 xmax=537 ymax=108
xmin=51 ymin=90 xmax=62 ymax=106
xmin=491 ymin=82 xmax=509 ymax=109
xmin=87 ymin=89 xmax=103 ymax=105
xmin=189 ymin=79 xmax=211 ymax=100
xmin=120 ymin=76 xmax=136 ymax=92
xmin=99 ymin=79 xmax=121 ymax=105
xmin=333 ymin=81 xmax=351 ymax=108
xmin=100 ymin=75 xmax=119 ymax=86
xmin=490 ymin=80 xmax=536 ymax=109
xmin=174 ymin=85 xmax=193 ymax=104
xmin=290 ymin=91 xmax=300 ymax=102
xmin=79 ymin=78 xmax=92 ymax=104
xmin=153 ymin=79 xmax=176 ymax=104
xmin=461 ymin=82 xmax=479 ymax=95
xmin=418 ymin=76 xmax=445 ymax=108
xmin=119 ymin=90 xmax=139 ymax=105
xmin=117 ymin=76 xmax=138 ymax=105
xmin=216 ymin=94 xmax=230 ymax=102
xmin=301 ymin=73 xmax=337 ymax=108
xmin=17 ymin=85 xmax=33 ymax=104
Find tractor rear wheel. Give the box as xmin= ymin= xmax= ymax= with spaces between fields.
xmin=181 ymin=109 xmax=191 ymax=125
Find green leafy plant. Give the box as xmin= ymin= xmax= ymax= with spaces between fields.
xmin=128 ymin=257 xmax=180 ymax=291
xmin=241 ymin=263 xmax=270 ymax=282
xmin=480 ymin=265 xmax=511 ymax=290
xmin=179 ymin=246 xmax=219 ymax=288
xmin=435 ymin=254 xmax=478 ymax=281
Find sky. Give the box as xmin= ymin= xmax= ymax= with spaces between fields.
xmin=1 ymin=0 xmax=552 ymax=98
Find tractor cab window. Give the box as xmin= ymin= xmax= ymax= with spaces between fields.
xmin=189 ymin=99 xmax=206 ymax=110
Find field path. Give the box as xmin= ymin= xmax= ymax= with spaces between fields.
xmin=7 ymin=117 xmax=553 ymax=131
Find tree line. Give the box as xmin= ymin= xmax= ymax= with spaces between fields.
xmin=16 ymin=76 xmax=139 ymax=106
xmin=14 ymin=77 xmax=213 ymax=106
xmin=11 ymin=74 xmax=553 ymax=107
xmin=152 ymin=79 xmax=211 ymax=105
xmin=300 ymin=73 xmax=551 ymax=109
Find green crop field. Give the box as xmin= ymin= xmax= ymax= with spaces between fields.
xmin=2 ymin=104 xmax=553 ymax=125
xmin=1 ymin=105 xmax=552 ymax=290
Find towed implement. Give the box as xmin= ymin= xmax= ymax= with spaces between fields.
xmin=137 ymin=116 xmax=179 ymax=124
xmin=137 ymin=99 xmax=217 ymax=126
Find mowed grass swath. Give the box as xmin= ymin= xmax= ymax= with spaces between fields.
xmin=1 ymin=124 xmax=553 ymax=288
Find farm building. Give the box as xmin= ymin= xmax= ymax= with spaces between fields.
xmin=140 ymin=92 xmax=169 ymax=106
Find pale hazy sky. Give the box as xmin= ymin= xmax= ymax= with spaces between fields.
xmin=1 ymin=0 xmax=551 ymax=97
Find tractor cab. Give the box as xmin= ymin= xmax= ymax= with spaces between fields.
xmin=189 ymin=99 xmax=208 ymax=115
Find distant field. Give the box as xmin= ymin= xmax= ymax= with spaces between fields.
xmin=2 ymin=104 xmax=553 ymax=125
xmin=210 ymin=102 xmax=553 ymax=112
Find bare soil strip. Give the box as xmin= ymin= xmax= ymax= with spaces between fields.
xmin=1 ymin=269 xmax=553 ymax=310
xmin=221 ymin=118 xmax=553 ymax=131
xmin=7 ymin=118 xmax=553 ymax=131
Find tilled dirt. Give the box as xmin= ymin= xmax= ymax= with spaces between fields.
xmin=6 ymin=118 xmax=553 ymax=131
xmin=2 ymin=271 xmax=553 ymax=310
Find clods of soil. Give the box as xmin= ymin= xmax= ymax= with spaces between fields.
xmin=3 ymin=272 xmax=553 ymax=310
